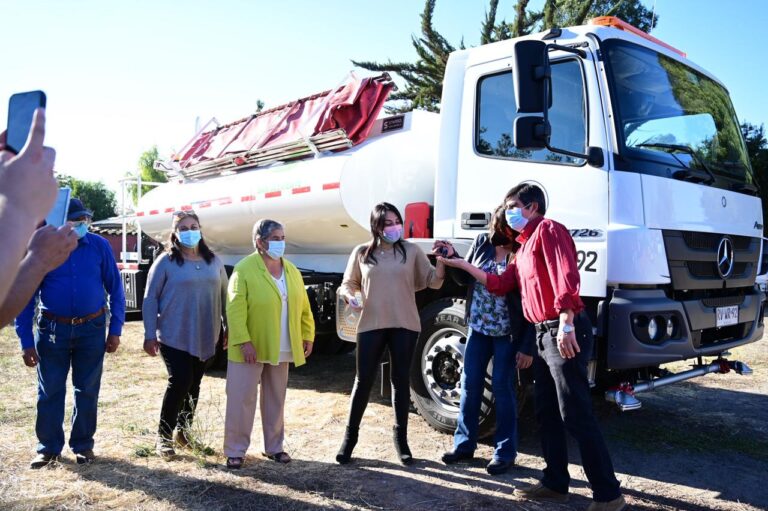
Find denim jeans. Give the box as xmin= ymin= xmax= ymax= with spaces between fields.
xmin=34 ymin=313 xmax=107 ymax=455
xmin=453 ymin=328 xmax=518 ymax=463
xmin=533 ymin=312 xmax=621 ymax=502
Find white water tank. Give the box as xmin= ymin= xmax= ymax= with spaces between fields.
xmin=137 ymin=111 xmax=439 ymax=270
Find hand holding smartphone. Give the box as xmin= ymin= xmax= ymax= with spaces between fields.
xmin=0 ymin=90 xmax=58 ymax=226
xmin=6 ymin=91 xmax=46 ymax=154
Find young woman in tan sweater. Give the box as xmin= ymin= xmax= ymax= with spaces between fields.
xmin=335 ymin=202 xmax=451 ymax=465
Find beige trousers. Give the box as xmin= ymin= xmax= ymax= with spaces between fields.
xmin=224 ymin=361 xmax=290 ymax=458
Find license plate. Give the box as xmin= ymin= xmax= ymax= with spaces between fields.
xmin=716 ymin=305 xmax=739 ymax=327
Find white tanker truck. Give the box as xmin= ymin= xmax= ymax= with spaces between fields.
xmin=128 ymin=17 xmax=765 ymax=435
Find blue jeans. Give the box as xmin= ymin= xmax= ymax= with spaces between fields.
xmin=34 ymin=313 xmax=107 ymax=455
xmin=453 ymin=328 xmax=518 ymax=462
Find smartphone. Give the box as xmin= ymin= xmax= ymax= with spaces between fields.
xmin=6 ymin=90 xmax=47 ymax=154
xmin=45 ymin=187 xmax=71 ymax=228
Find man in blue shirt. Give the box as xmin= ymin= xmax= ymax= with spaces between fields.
xmin=15 ymin=198 xmax=125 ymax=468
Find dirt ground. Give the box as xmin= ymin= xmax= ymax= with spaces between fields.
xmin=1 ymin=321 xmax=767 ymax=511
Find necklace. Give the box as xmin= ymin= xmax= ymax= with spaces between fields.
xmin=195 ymin=264 xmax=201 ymax=270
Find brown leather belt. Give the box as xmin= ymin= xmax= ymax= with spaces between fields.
xmin=42 ymin=307 xmax=105 ymax=326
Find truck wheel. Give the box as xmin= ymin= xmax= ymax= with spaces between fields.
xmin=410 ymin=298 xmax=495 ymax=437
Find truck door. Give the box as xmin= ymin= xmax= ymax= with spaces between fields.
xmin=454 ymin=42 xmax=609 ymax=298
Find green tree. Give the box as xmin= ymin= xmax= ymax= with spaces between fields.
xmin=742 ymin=122 xmax=768 ymax=226
xmin=128 ymin=146 xmax=167 ymax=204
xmin=354 ymin=0 xmax=657 ymax=113
xmin=56 ymin=175 xmax=117 ymax=221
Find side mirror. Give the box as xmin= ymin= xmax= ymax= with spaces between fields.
xmin=514 ymin=40 xmax=550 ymax=113
xmin=514 ymin=116 xmax=550 ymax=150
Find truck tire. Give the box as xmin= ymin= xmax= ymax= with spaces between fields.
xmin=410 ymin=298 xmax=496 ymax=437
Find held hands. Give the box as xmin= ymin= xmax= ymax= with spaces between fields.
xmin=431 ymin=240 xmax=456 ymax=258
xmin=106 ymin=335 xmax=120 ymax=353
xmin=438 ymin=256 xmax=470 ymax=270
xmin=143 ymin=339 xmax=160 ymax=356
xmin=22 ymin=347 xmax=39 ymax=367
xmin=556 ymin=325 xmax=580 ymax=359
xmin=240 ymin=343 xmax=258 ymax=364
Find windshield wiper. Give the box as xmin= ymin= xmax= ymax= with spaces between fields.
xmin=718 ymin=160 xmax=761 ymax=195
xmin=731 ymin=182 xmax=759 ymax=195
xmin=637 ymin=142 xmax=717 ymax=185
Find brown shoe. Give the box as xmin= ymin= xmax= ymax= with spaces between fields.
xmin=30 ymin=453 xmax=61 ymax=469
xmin=514 ymin=482 xmax=569 ymax=503
xmin=587 ymin=495 xmax=627 ymax=511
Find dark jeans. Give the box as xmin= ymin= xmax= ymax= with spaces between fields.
xmin=346 ymin=328 xmax=418 ymax=431
xmin=453 ymin=329 xmax=518 ymax=462
xmin=34 ymin=313 xmax=107 ymax=455
xmin=158 ymin=344 xmax=206 ymax=440
xmin=533 ymin=312 xmax=621 ymax=502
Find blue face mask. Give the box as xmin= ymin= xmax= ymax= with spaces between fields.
xmin=266 ymin=240 xmax=285 ymax=259
xmin=73 ymin=222 xmax=89 ymax=239
xmin=505 ymin=206 xmax=529 ymax=232
xmin=178 ymin=230 xmax=202 ymax=248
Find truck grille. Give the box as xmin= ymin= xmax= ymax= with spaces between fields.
xmin=681 ymin=231 xmax=752 ymax=251
xmin=662 ymin=230 xmax=760 ymax=291
xmin=700 ymin=294 xmax=746 ymax=308
xmin=686 ymin=261 xmax=749 ymax=279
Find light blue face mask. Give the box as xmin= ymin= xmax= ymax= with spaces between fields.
xmin=178 ymin=229 xmax=202 ymax=248
xmin=72 ymin=222 xmax=89 ymax=239
xmin=505 ymin=206 xmax=529 ymax=231
xmin=266 ymin=240 xmax=285 ymax=259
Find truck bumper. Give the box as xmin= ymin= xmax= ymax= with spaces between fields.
xmin=603 ymin=287 xmax=765 ymax=370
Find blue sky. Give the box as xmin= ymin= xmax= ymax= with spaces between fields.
xmin=1 ymin=0 xmax=766 ymax=195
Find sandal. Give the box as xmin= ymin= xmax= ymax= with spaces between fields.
xmin=264 ymin=451 xmax=291 ymax=464
xmin=226 ymin=457 xmax=244 ymax=469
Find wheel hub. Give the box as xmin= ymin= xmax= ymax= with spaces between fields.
xmin=421 ymin=327 xmax=466 ymax=409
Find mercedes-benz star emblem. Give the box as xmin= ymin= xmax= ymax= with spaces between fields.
xmin=717 ymin=237 xmax=734 ymax=279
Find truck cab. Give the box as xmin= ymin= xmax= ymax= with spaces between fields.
xmin=409 ymin=17 xmax=763 ymax=430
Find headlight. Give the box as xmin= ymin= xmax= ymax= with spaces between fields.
xmin=648 ymin=317 xmax=659 ymax=341
xmin=666 ymin=317 xmax=677 ymax=338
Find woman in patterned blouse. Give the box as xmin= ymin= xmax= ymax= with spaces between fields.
xmin=440 ymin=205 xmax=535 ymax=475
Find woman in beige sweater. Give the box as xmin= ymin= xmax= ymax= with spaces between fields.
xmin=335 ymin=202 xmax=451 ymax=465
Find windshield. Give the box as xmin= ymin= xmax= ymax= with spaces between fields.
xmin=605 ymin=40 xmax=752 ymax=186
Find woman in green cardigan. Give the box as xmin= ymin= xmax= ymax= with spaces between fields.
xmin=224 ymin=219 xmax=315 ymax=469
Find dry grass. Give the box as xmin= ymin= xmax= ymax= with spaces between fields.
xmin=1 ymin=321 xmax=767 ymax=510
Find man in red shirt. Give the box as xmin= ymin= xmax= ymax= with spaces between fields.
xmin=441 ymin=184 xmax=624 ymax=511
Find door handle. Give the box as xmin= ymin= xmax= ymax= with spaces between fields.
xmin=461 ymin=212 xmax=491 ymax=230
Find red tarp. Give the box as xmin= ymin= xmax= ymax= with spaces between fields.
xmin=176 ymin=74 xmax=394 ymax=169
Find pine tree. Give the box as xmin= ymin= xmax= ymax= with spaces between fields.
xmin=354 ymin=0 xmax=657 ymax=112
